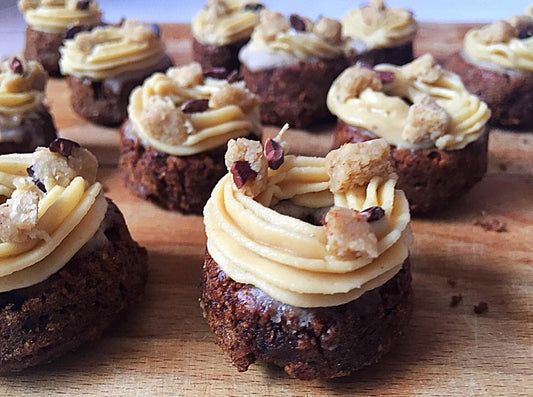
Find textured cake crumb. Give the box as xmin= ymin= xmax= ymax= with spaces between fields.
xmin=333 ymin=64 xmax=382 ymax=101
xmin=325 ymin=139 xmax=392 ymax=192
xmin=324 ymin=207 xmax=378 ymax=260
xmin=209 ymin=82 xmax=258 ymax=112
xmin=477 ymin=20 xmax=517 ymax=44
xmin=167 ymin=63 xmax=204 ymax=88
xmin=225 ymin=138 xmax=267 ymax=196
xmin=402 ymin=95 xmax=451 ymax=144
xmin=140 ymin=96 xmax=192 ymax=145
xmin=402 ymin=54 xmax=442 ymax=83
xmin=313 ymin=17 xmax=342 ymax=44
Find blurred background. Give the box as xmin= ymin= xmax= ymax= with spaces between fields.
xmin=0 ymin=0 xmax=529 ymax=58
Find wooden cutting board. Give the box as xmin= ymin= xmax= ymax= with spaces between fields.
xmin=1 ymin=23 xmax=532 ymax=396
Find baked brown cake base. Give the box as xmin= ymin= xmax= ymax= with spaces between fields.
xmin=23 ymin=27 xmax=64 ymax=76
xmin=119 ymin=120 xmax=248 ymax=214
xmin=0 ymin=200 xmax=148 ymax=373
xmin=192 ymin=36 xmax=248 ymax=72
xmin=68 ymin=55 xmax=173 ymax=127
xmin=445 ymin=52 xmax=533 ymax=129
xmin=241 ymin=57 xmax=350 ymax=129
xmin=334 ymin=120 xmax=489 ymax=215
xmin=350 ymin=41 xmax=414 ymax=66
xmin=201 ymin=251 xmax=413 ymax=380
xmin=0 ymin=106 xmax=57 ymax=155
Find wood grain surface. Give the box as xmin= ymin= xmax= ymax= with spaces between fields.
xmin=1 ymin=23 xmax=532 ymax=396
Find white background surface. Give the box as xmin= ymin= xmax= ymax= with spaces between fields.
xmin=0 ymin=1 xmax=531 ymax=58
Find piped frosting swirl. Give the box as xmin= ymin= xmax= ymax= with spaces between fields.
xmin=128 ymin=62 xmax=261 ymax=156
xmin=327 ymin=54 xmax=491 ymax=151
xmin=18 ymin=0 xmax=102 ymax=34
xmin=0 ymin=57 xmax=48 ymax=128
xmin=463 ymin=12 xmax=533 ymax=72
xmin=204 ymin=134 xmax=412 ymax=308
xmin=192 ymin=0 xmax=263 ymax=46
xmin=59 ymin=20 xmax=167 ymax=80
xmin=0 ymin=140 xmax=107 ymax=292
xmin=342 ymin=0 xmax=417 ymax=50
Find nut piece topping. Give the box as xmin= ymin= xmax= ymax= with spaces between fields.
xmin=256 ymin=9 xmax=290 ymax=41
xmin=402 ymin=54 xmax=442 ymax=83
xmin=140 ymin=96 xmax=192 ymax=145
xmin=313 ymin=17 xmax=342 ymax=45
xmin=402 ymin=96 xmax=451 ymax=144
xmin=264 ymin=138 xmax=284 ymax=170
xmin=225 ymin=138 xmax=267 ymax=196
xmin=208 ymin=82 xmax=258 ymax=113
xmin=324 ymin=207 xmax=378 ymax=261
xmin=333 ymin=64 xmax=383 ymax=101
xmin=360 ymin=206 xmax=385 ymax=222
xmin=325 ymin=139 xmax=392 ymax=193
xmin=167 ymin=63 xmax=204 ymax=88
xmin=180 ymin=99 xmax=209 ymax=114
xmin=230 ymin=161 xmax=258 ymax=188
xmin=477 ymin=20 xmax=517 ymax=44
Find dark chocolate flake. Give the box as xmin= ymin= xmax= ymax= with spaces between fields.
xmin=150 ymin=23 xmax=161 ymax=37
xmin=180 ymin=99 xmax=209 ymax=114
xmin=76 ymin=0 xmax=90 ymax=10
xmin=230 ymin=161 xmax=257 ymax=188
xmin=26 ymin=166 xmax=46 ymax=193
xmin=49 ymin=138 xmax=80 ymax=157
xmin=289 ymin=14 xmax=307 ymax=32
xmin=450 ymin=294 xmax=462 ymax=307
xmin=377 ymin=70 xmax=395 ymax=84
xmin=226 ymin=69 xmax=242 ymax=83
xmin=518 ymin=26 xmax=533 ymax=39
xmin=360 ymin=206 xmax=385 ymax=222
xmin=244 ymin=2 xmax=264 ymax=12
xmin=264 ymin=138 xmax=284 ymax=170
xmin=204 ymin=67 xmax=229 ymax=80
xmin=9 ymin=57 xmax=23 ymax=75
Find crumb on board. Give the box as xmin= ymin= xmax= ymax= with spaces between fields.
xmin=447 ymin=279 xmax=457 ymax=287
xmin=473 ymin=217 xmax=507 ymax=232
xmin=474 ymin=301 xmax=489 ymax=314
xmin=450 ymin=295 xmax=462 ymax=307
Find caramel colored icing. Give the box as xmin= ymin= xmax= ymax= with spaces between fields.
xmin=342 ymin=0 xmax=417 ymax=50
xmin=0 ymin=58 xmax=48 ymax=129
xmin=128 ymin=63 xmax=261 ymax=156
xmin=239 ymin=10 xmax=348 ymax=72
xmin=18 ymin=0 xmax=102 ymax=34
xmin=192 ymin=0 xmax=262 ymax=46
xmin=0 ymin=143 xmax=107 ymax=292
xmin=204 ymin=140 xmax=412 ymax=308
xmin=59 ymin=20 xmax=166 ymax=80
xmin=327 ymin=55 xmax=491 ymax=151
xmin=463 ymin=14 xmax=533 ymax=71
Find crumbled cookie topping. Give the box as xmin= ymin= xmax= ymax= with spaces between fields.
xmin=361 ymin=0 xmax=387 ymax=26
xmin=204 ymin=0 xmax=231 ymax=23
xmin=401 ymin=53 xmax=442 ymax=83
xmin=313 ymin=17 xmax=342 ymax=45
xmin=255 ymin=9 xmax=290 ymax=41
xmin=402 ymin=95 xmax=451 ymax=144
xmin=139 ymin=96 xmax=193 ymax=145
xmin=0 ymin=58 xmax=47 ymax=94
xmin=333 ymin=64 xmax=383 ymax=101
xmin=225 ymin=138 xmax=267 ymax=196
xmin=209 ymin=82 xmax=258 ymax=113
xmin=325 ymin=139 xmax=392 ymax=192
xmin=166 ymin=63 xmax=204 ymax=88
xmin=477 ymin=20 xmax=517 ymax=44
xmin=324 ymin=207 xmax=378 ymax=260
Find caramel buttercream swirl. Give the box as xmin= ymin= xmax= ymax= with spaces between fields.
xmin=342 ymin=0 xmax=417 ymax=50
xmin=128 ymin=63 xmax=261 ymax=156
xmin=0 ymin=142 xmax=107 ymax=292
xmin=59 ymin=20 xmax=166 ymax=80
xmin=192 ymin=0 xmax=262 ymax=46
xmin=18 ymin=0 xmax=102 ymax=34
xmin=327 ymin=55 xmax=491 ymax=151
xmin=239 ymin=10 xmax=348 ymax=71
xmin=204 ymin=139 xmax=412 ymax=308
xmin=0 ymin=58 xmax=48 ymax=128
xmin=463 ymin=14 xmax=533 ymax=72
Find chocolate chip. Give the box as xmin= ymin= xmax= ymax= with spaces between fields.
xmin=226 ymin=70 xmax=242 ymax=83
xmin=9 ymin=57 xmax=23 ymax=74
xmin=49 ymin=138 xmax=81 ymax=157
xmin=180 ymin=99 xmax=209 ymax=114
xmin=518 ymin=28 xmax=533 ymax=39
xmin=203 ymin=67 xmax=229 ymax=80
xmin=150 ymin=23 xmax=161 ymax=37
xmin=230 ymin=161 xmax=257 ymax=188
xmin=264 ymin=138 xmax=284 ymax=170
xmin=65 ymin=23 xmax=93 ymax=39
xmin=473 ymin=301 xmax=488 ymax=314
xmin=290 ymin=14 xmax=307 ymax=32
xmin=450 ymin=294 xmax=462 ymax=307
xmin=360 ymin=206 xmax=385 ymax=222
xmin=244 ymin=2 xmax=264 ymax=12
xmin=26 ymin=166 xmax=46 ymax=193
xmin=76 ymin=0 xmax=90 ymax=10
xmin=377 ymin=70 xmax=395 ymax=84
